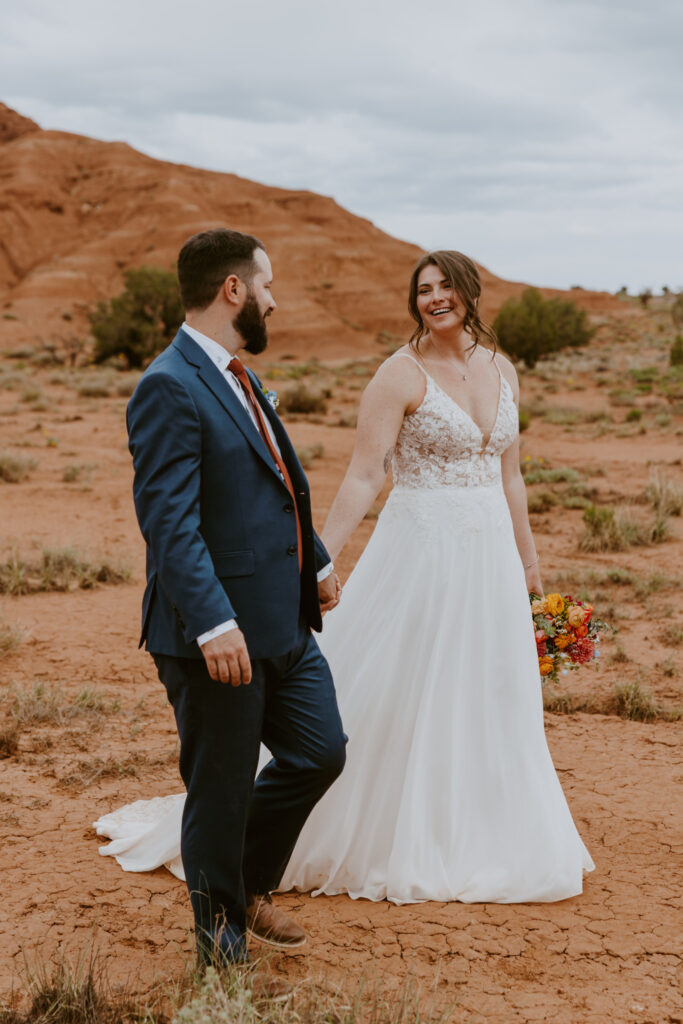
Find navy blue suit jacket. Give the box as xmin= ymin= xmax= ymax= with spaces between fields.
xmin=126 ymin=329 xmax=331 ymax=660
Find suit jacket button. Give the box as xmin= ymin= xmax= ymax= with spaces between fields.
xmin=283 ymin=502 xmax=294 ymax=513
xmin=287 ymin=545 xmax=297 ymax=555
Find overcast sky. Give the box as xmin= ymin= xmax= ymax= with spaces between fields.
xmin=2 ymin=0 xmax=682 ymax=293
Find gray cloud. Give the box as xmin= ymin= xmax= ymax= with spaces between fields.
xmin=1 ymin=0 xmax=682 ymax=291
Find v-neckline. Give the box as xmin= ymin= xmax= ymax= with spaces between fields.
xmin=421 ymin=360 xmax=504 ymax=454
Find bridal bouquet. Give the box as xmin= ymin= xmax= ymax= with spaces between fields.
xmin=529 ymin=593 xmax=610 ymax=686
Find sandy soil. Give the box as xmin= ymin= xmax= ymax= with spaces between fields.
xmin=0 ymin=302 xmax=681 ymax=1023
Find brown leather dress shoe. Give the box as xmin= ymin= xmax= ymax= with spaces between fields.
xmin=245 ymin=892 xmax=307 ymax=948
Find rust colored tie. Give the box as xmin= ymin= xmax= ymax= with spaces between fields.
xmin=228 ymin=357 xmax=302 ymax=571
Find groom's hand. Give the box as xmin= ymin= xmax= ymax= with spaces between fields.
xmin=201 ymin=629 xmax=252 ymax=686
xmin=319 ymin=572 xmax=342 ymax=613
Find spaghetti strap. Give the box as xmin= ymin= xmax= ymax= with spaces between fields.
xmin=392 ymin=351 xmax=429 ymax=378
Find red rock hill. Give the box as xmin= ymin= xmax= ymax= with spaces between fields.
xmin=0 ymin=104 xmax=618 ymax=359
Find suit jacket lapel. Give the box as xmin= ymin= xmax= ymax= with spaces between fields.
xmin=250 ymin=371 xmax=309 ymax=494
xmin=173 ymin=330 xmax=284 ymax=484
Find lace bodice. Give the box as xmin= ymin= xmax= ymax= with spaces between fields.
xmin=391 ymin=353 xmax=518 ymax=490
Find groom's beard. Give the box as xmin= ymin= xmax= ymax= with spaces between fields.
xmin=235 ymin=290 xmax=269 ymax=355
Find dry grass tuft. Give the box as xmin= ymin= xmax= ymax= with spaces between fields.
xmin=277 ymin=383 xmax=328 ymax=415
xmin=544 ymin=681 xmax=681 ymax=722
xmin=658 ymin=624 xmax=683 ymax=647
xmin=0 ymin=453 xmax=37 ymax=484
xmin=0 ymin=950 xmax=162 ymax=1024
xmin=295 ymin=444 xmax=324 ymax=469
xmin=0 ymin=549 xmax=130 ymax=595
xmin=0 ymin=615 xmax=24 ymax=658
xmin=0 ymin=946 xmax=453 ymax=1024
xmin=579 ymin=505 xmax=670 ymax=552
xmin=0 ymin=726 xmax=19 ymax=759
xmin=645 ymin=469 xmax=683 ymax=517
xmin=3 ymin=681 xmax=120 ymax=730
xmin=611 ymin=680 xmax=680 ymax=722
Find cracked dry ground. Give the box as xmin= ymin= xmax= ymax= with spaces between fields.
xmin=1 ymin=601 xmax=680 ymax=1024
xmin=1 ymin=336 xmax=682 ymax=1023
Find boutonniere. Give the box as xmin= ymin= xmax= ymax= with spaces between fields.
xmin=260 ymin=385 xmax=279 ymax=410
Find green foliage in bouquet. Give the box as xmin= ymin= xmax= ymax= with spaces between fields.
xmin=89 ymin=267 xmax=184 ymax=368
xmin=494 ymin=288 xmax=594 ymax=368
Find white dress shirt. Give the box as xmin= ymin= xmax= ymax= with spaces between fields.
xmin=181 ymin=323 xmax=333 ymax=647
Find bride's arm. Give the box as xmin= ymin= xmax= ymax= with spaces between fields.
xmin=321 ymin=356 xmax=422 ymax=561
xmin=498 ymin=358 xmax=544 ymax=596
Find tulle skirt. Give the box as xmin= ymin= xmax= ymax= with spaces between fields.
xmin=95 ymin=483 xmax=594 ymax=903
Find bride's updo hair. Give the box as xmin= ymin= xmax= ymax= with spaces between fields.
xmin=408 ymin=250 xmax=497 ymax=354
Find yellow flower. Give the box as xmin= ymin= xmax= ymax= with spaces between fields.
xmin=555 ymin=634 xmax=573 ymax=650
xmin=545 ymin=593 xmax=565 ymax=617
xmin=531 ymin=598 xmax=548 ymax=615
xmin=539 ymin=657 xmax=554 ymax=675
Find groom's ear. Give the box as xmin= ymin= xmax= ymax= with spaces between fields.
xmin=222 ymin=274 xmax=243 ymax=307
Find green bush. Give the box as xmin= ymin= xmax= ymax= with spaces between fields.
xmin=89 ymin=267 xmax=184 ymax=368
xmin=672 ymin=294 xmax=683 ymax=330
xmin=493 ymin=288 xmax=594 ymax=367
xmin=625 ymin=408 xmax=642 ymax=422
xmin=670 ymin=334 xmax=683 ymax=366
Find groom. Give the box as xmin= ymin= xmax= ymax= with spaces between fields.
xmin=126 ymin=228 xmax=346 ymax=964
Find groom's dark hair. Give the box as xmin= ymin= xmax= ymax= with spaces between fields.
xmin=177 ymin=228 xmax=265 ymax=311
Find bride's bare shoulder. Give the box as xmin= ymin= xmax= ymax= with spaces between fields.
xmin=365 ymin=346 xmax=426 ymax=409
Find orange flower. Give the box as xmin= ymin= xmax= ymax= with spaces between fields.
xmin=555 ymin=634 xmax=573 ymax=650
xmin=567 ymin=605 xmax=586 ymax=627
xmin=573 ymin=624 xmax=589 ymax=639
xmin=545 ymin=593 xmax=565 ymax=616
xmin=539 ymin=657 xmax=554 ymax=676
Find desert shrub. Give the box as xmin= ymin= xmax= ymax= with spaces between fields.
xmin=0 ymin=615 xmax=23 ymax=657
xmin=612 ymin=681 xmax=659 ymax=722
xmin=295 ymin=443 xmax=324 ymax=469
xmin=0 ymin=452 xmax=37 ymax=483
xmin=518 ymin=407 xmax=531 ymax=432
xmin=579 ymin=505 xmax=670 ymax=552
xmin=671 ymin=294 xmax=683 ymax=329
xmin=0 ymin=549 xmax=130 ymax=595
xmin=77 ymin=379 xmax=111 ymax=398
xmin=0 ymin=952 xmax=157 ymax=1024
xmin=670 ymin=335 xmax=683 ymax=366
xmin=527 ymin=490 xmax=558 ymax=513
xmin=659 ymin=624 xmax=683 ymax=647
xmin=493 ymin=288 xmax=593 ymax=368
xmin=523 ymin=464 xmax=580 ymax=484
xmin=89 ymin=266 xmax=183 ymax=368
xmin=625 ymin=408 xmax=642 ymax=422
xmin=645 ymin=470 xmax=682 ymax=517
xmin=3 ymin=681 xmax=120 ymax=728
xmin=542 ymin=406 xmax=584 ymax=426
xmin=277 ymin=382 xmax=328 ymax=414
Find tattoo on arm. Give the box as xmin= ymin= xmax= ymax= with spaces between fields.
xmin=383 ymin=447 xmax=395 ymax=474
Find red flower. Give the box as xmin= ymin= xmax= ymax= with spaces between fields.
xmin=536 ymin=637 xmax=547 ymax=657
xmin=568 ymin=638 xmax=595 ymax=664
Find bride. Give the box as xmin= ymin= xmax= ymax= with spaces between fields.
xmin=96 ymin=251 xmax=594 ymax=904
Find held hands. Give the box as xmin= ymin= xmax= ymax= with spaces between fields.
xmin=201 ymin=628 xmax=252 ymax=686
xmin=319 ymin=572 xmax=342 ymax=614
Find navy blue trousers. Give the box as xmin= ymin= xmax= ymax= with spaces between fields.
xmin=153 ymin=623 xmax=346 ymax=962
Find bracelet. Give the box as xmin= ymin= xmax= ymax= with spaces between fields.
xmin=524 ymin=556 xmax=539 ymax=570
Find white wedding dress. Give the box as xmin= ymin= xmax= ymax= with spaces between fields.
xmin=95 ymin=353 xmax=594 ymax=903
